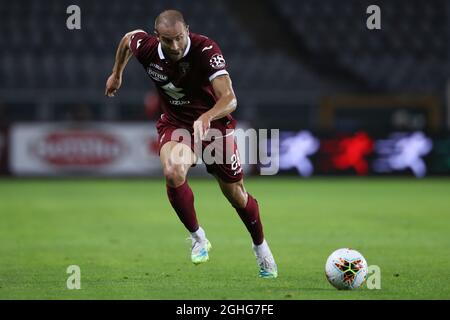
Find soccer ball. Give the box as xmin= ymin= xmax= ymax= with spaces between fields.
xmin=325 ymin=248 xmax=368 ymax=290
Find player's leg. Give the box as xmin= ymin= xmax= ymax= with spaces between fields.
xmin=160 ymin=141 xmax=211 ymax=264
xmin=204 ymin=132 xmax=277 ymax=277
xmin=215 ymin=176 xmax=278 ymax=278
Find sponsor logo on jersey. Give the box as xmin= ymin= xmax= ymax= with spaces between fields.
xmin=209 ymin=54 xmax=226 ymax=69
xmin=147 ymin=67 xmax=168 ymax=82
xmin=169 ymin=100 xmax=191 ymax=106
xmin=161 ymin=82 xmax=185 ymax=100
xmin=150 ymin=63 xmax=163 ymax=71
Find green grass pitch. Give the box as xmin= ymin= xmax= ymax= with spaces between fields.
xmin=0 ymin=177 xmax=449 ymax=299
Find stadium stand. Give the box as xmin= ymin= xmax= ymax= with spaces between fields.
xmin=0 ymin=0 xmax=448 ymax=127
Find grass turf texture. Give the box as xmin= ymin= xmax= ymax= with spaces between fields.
xmin=0 ymin=177 xmax=449 ymax=300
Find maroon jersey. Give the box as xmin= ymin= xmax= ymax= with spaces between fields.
xmin=129 ymin=31 xmax=236 ymax=131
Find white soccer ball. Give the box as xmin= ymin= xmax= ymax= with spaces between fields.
xmin=325 ymin=248 xmax=368 ymax=290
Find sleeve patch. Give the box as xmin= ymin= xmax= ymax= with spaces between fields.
xmin=209 ymin=54 xmax=226 ymax=70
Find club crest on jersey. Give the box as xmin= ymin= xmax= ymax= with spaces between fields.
xmin=179 ymin=62 xmax=190 ymax=76
xmin=209 ymin=54 xmax=226 ymax=69
xmin=147 ymin=66 xmax=168 ymax=82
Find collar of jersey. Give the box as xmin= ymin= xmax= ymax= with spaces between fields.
xmin=157 ymin=35 xmax=191 ymax=60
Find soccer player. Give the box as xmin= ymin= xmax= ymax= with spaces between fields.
xmin=105 ymin=10 xmax=277 ymax=278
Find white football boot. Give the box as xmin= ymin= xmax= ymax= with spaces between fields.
xmin=253 ymin=240 xmax=278 ymax=278
xmin=189 ymin=227 xmax=211 ymax=265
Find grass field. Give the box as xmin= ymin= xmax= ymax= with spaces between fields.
xmin=0 ymin=177 xmax=449 ymax=300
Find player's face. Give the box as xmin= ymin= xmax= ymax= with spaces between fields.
xmin=156 ymin=22 xmax=189 ymax=62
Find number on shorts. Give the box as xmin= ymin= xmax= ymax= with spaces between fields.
xmin=231 ymin=152 xmax=241 ymax=171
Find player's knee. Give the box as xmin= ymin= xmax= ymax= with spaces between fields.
xmin=164 ymin=164 xmax=186 ymax=187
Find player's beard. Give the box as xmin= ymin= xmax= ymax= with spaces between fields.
xmin=169 ymin=54 xmax=181 ymax=61
xmin=164 ymin=45 xmax=185 ymax=62
xmin=167 ymin=51 xmax=183 ymax=62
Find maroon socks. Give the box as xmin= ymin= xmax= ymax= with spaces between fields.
xmin=167 ymin=182 xmax=264 ymax=246
xmin=234 ymin=194 xmax=264 ymax=245
xmin=166 ymin=181 xmax=199 ymax=232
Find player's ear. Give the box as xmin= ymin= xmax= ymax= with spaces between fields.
xmin=185 ymin=24 xmax=189 ymax=34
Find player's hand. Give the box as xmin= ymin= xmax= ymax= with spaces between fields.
xmin=105 ymin=73 xmax=122 ymax=97
xmin=193 ymin=114 xmax=212 ymax=144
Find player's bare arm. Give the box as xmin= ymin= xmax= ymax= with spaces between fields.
xmin=193 ymin=74 xmax=237 ymax=143
xmin=105 ymin=30 xmax=145 ymax=97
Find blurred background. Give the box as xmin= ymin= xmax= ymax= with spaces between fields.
xmin=0 ymin=0 xmax=449 ymax=178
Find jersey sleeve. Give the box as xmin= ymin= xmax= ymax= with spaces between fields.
xmin=129 ymin=31 xmax=154 ymax=65
xmin=199 ymin=38 xmax=229 ymax=82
